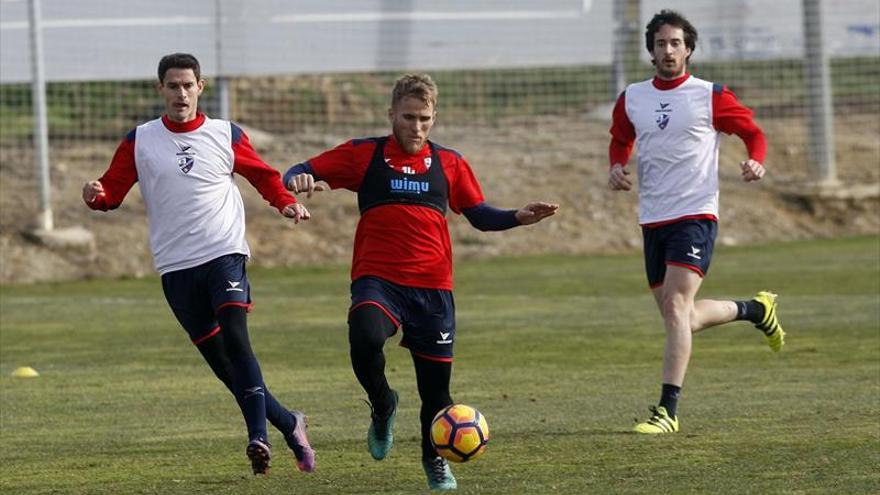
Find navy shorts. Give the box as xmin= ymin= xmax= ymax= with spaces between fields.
xmin=642 ymin=219 xmax=717 ymax=288
xmin=350 ymin=276 xmax=456 ymax=362
xmin=161 ymin=253 xmax=252 ymax=344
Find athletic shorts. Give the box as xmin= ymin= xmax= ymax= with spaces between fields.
xmin=642 ymin=219 xmax=718 ymax=288
xmin=350 ymin=276 xmax=455 ymax=362
xmin=161 ymin=253 xmax=252 ymax=344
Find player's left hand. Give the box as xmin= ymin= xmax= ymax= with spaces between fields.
xmin=516 ymin=202 xmax=559 ymax=225
xmin=287 ymin=173 xmax=328 ymax=198
xmin=281 ymin=202 xmax=311 ymax=223
xmin=740 ymin=159 xmax=765 ymax=182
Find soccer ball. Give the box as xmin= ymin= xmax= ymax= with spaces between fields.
xmin=430 ymin=404 xmax=490 ymax=463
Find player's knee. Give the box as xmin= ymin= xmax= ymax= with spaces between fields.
xmin=689 ymin=311 xmax=704 ymax=332
xmin=348 ymin=304 xmax=395 ymax=352
xmin=196 ymin=338 xmax=236 ymax=390
xmin=661 ymin=295 xmax=692 ymax=328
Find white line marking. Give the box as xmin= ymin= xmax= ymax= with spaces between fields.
xmin=1 ymin=16 xmax=211 ymax=30
xmin=1 ymin=10 xmax=585 ymax=31
xmin=270 ymin=10 xmax=583 ymax=24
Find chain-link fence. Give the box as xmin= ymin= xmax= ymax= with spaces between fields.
xmin=1 ymin=1 xmax=876 ymax=140
xmin=1 ymin=0 xmax=878 ymax=215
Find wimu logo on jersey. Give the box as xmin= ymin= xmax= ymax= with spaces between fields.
xmin=390 ymin=177 xmax=430 ymax=194
xmin=655 ymin=102 xmax=672 ymax=130
xmin=176 ymin=143 xmax=196 ymax=174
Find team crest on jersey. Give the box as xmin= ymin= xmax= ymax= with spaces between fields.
xmin=655 ymin=102 xmax=671 ymax=130
xmin=424 ymin=157 xmax=432 ymax=169
xmin=176 ymin=144 xmax=196 ymax=174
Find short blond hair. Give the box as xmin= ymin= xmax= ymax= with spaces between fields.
xmin=391 ymin=74 xmax=438 ymax=109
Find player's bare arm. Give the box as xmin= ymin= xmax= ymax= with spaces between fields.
xmin=281 ymin=202 xmax=311 ymax=223
xmin=740 ymin=159 xmax=765 ymax=182
xmin=515 ymin=202 xmax=560 ymax=225
xmin=82 ymin=180 xmax=105 ymax=203
xmin=608 ymin=164 xmax=633 ymax=191
xmin=286 ymin=173 xmax=328 ymax=198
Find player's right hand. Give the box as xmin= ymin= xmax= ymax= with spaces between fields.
xmin=608 ymin=164 xmax=632 ymax=191
xmin=281 ymin=202 xmax=311 ymax=223
xmin=287 ymin=173 xmax=327 ymax=198
xmin=82 ymin=180 xmax=105 ymax=203
xmin=740 ymin=159 xmax=765 ymax=182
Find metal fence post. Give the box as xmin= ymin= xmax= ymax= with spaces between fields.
xmin=611 ymin=0 xmax=641 ymax=98
xmin=215 ymin=0 xmax=231 ymax=120
xmin=802 ymin=0 xmax=837 ymax=185
xmin=28 ymin=0 xmax=53 ymax=230
xmin=612 ymin=1 xmax=627 ymax=98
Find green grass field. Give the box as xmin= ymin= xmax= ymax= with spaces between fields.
xmin=1 ymin=236 xmax=878 ymax=494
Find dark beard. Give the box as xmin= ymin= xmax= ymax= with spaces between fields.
xmin=656 ymin=62 xmax=685 ymax=80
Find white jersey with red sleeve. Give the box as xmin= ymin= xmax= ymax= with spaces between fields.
xmin=134 ymin=115 xmax=251 ymax=274
xmin=609 ymin=73 xmax=767 ymax=226
xmin=88 ymin=113 xmax=296 ymax=275
xmin=625 ymin=75 xmax=720 ymax=225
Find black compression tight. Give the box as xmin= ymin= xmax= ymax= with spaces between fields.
xmin=348 ymin=303 xmax=453 ymax=459
xmin=197 ymin=306 xmax=255 ymax=391
xmin=216 ymin=306 xmax=255 ymax=362
xmin=348 ymin=304 xmax=396 ymax=415
xmin=195 ymin=306 xmax=293 ymax=435
xmin=412 ymin=354 xmax=453 ymax=460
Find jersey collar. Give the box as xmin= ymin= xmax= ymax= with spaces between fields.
xmin=652 ymin=73 xmax=690 ymax=90
xmin=162 ymin=112 xmax=206 ymax=133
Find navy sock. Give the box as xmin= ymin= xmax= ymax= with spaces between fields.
xmin=265 ymin=390 xmax=295 ymax=436
xmin=734 ymin=300 xmax=765 ymax=323
xmin=659 ymin=383 xmax=681 ymax=418
xmin=194 ymin=325 xmax=291 ymax=439
xmin=231 ymin=356 xmax=269 ymax=442
xmin=217 ymin=306 xmax=269 ymax=442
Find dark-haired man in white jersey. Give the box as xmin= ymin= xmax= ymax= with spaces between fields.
xmin=607 ymin=10 xmax=786 ymax=434
xmin=83 ymin=53 xmax=315 ymax=475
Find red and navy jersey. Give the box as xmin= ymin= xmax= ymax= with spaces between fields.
xmin=305 ymin=134 xmax=485 ymax=289
xmin=357 ymin=136 xmax=449 ymax=215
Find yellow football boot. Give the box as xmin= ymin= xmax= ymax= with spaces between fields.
xmin=753 ymin=291 xmax=786 ymax=352
xmin=634 ymin=406 xmax=679 ymax=434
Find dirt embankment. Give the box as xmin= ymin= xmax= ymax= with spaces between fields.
xmin=1 ymin=115 xmax=877 ymax=284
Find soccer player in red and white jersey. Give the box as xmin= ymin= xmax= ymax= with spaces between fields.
xmin=607 ymin=11 xmax=786 ymax=434
xmin=82 ymin=53 xmax=315 ymax=475
xmin=284 ymin=74 xmax=558 ymax=490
